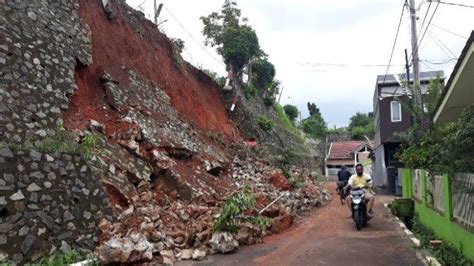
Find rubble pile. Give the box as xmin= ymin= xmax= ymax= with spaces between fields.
xmin=95 ymin=156 xmax=331 ymax=264
xmin=0 ymin=0 xmax=331 ymax=263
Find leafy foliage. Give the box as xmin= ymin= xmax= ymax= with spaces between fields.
xmin=213 ymin=187 xmax=271 ymax=232
xmin=202 ymin=69 xmax=226 ymax=88
xmin=411 ymin=216 xmax=473 ymax=265
xmin=257 ymin=115 xmax=275 ymax=132
xmin=201 ymin=1 xmax=260 ymax=72
xmin=242 ymin=83 xmax=257 ymax=99
xmin=348 ymin=112 xmax=374 ymax=140
xmin=170 ymin=38 xmax=185 ymax=54
xmin=302 ymin=116 xmax=327 ymax=139
xmin=251 ymin=58 xmax=275 ymax=91
xmin=283 ymin=105 xmax=298 ymax=122
xmin=398 ymin=104 xmax=474 ymax=173
xmin=307 ymin=102 xmax=321 ymax=117
xmin=348 ymin=112 xmax=372 ymax=129
xmin=263 ymin=96 xmax=275 ymax=106
xmin=302 ymin=102 xmax=327 ymax=139
xmin=37 ymin=250 xmax=81 ymax=266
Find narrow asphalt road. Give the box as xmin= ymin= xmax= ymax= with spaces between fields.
xmin=182 ymin=182 xmax=424 ymax=266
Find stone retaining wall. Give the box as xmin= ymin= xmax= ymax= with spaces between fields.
xmin=0 ymin=147 xmax=111 ymax=263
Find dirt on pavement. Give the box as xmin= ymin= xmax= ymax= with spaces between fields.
xmin=182 ymin=182 xmax=424 ymax=266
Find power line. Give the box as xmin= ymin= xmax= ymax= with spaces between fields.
xmin=162 ymin=5 xmax=224 ymax=66
xmin=428 ymin=30 xmax=457 ymax=58
xmin=432 ymin=23 xmax=468 ymax=40
xmin=300 ymin=62 xmax=404 ymax=68
xmin=417 ymin=0 xmax=432 ymax=39
xmin=408 ymin=0 xmax=440 ymax=63
xmin=438 ymin=1 xmax=474 ymax=9
xmin=381 ymin=1 xmax=407 ymax=85
xmin=422 ymin=58 xmax=458 ymax=64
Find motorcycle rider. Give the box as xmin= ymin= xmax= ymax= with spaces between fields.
xmin=345 ymin=163 xmax=375 ymax=218
xmin=337 ymin=166 xmax=351 ymax=182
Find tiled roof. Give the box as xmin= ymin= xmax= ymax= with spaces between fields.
xmin=327 ymin=141 xmax=370 ymax=159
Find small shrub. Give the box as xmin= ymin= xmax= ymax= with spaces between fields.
xmin=411 ymin=216 xmax=473 ymax=265
xmin=243 ymin=84 xmax=257 ymax=99
xmin=172 ymin=50 xmax=183 ymax=71
xmin=37 ymin=250 xmax=80 ymax=266
xmin=263 ymin=96 xmax=275 ymax=107
xmin=213 ymin=187 xmax=271 ymax=232
xmin=257 ymin=115 xmax=274 ymax=132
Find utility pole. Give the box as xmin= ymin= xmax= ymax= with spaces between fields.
xmin=154 ymin=0 xmax=163 ymax=25
xmin=404 ymin=49 xmax=410 ymax=87
xmin=408 ymin=0 xmax=422 ymax=109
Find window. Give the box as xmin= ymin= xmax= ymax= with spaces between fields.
xmin=391 ymin=101 xmax=402 ymax=122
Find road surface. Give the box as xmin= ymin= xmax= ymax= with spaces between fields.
xmin=182 ymin=182 xmax=423 ymax=266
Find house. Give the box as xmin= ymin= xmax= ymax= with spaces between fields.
xmin=325 ymin=140 xmax=373 ymax=180
xmin=400 ymin=31 xmax=474 ymax=261
xmin=372 ymin=70 xmax=445 ymax=194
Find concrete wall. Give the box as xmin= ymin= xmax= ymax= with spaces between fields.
xmin=401 ymin=169 xmax=474 ymax=261
xmin=373 ymin=145 xmax=386 ymax=187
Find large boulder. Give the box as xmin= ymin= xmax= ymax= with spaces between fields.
xmin=96 ymin=233 xmax=153 ymax=263
xmin=209 ymin=232 xmax=239 ymax=253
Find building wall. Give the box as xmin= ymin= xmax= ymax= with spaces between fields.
xmin=373 ymin=145 xmax=386 ymax=187
xmin=401 ymin=169 xmax=474 ymax=261
xmin=378 ymin=96 xmax=412 ymax=143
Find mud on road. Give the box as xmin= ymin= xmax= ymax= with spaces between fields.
xmin=182 ymin=182 xmax=423 ymax=266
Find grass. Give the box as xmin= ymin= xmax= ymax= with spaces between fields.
xmin=257 ymin=115 xmax=275 ymax=132
xmin=274 ymin=104 xmax=305 ymax=144
xmin=2 ymin=125 xmax=106 ymax=172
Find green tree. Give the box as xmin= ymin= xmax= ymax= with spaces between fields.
xmin=303 ymin=102 xmax=327 ymax=139
xmin=348 ymin=112 xmax=372 ymax=129
xmin=201 ymin=1 xmax=260 ymax=74
xmin=307 ymin=102 xmax=321 ymax=117
xmin=283 ymin=105 xmax=298 ymax=122
xmin=348 ymin=112 xmax=374 ymax=139
xmin=251 ymin=58 xmax=275 ymax=91
xmin=302 ymin=116 xmax=327 ymax=139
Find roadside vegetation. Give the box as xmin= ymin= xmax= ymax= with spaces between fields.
xmin=213 ymin=187 xmax=272 ymax=233
xmin=0 ymin=124 xmax=106 ymax=172
xmin=411 ymin=216 xmax=473 ymax=266
xmin=396 ymin=77 xmax=474 ymax=173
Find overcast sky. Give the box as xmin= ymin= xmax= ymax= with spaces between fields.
xmin=126 ymin=0 xmax=473 ymax=127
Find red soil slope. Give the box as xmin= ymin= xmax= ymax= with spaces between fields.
xmin=64 ymin=0 xmax=235 ymax=139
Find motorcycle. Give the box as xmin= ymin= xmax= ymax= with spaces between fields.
xmin=349 ymin=187 xmax=372 ymax=230
xmin=336 ymin=180 xmax=348 ymax=204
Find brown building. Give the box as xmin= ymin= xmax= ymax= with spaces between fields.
xmin=372 ymin=71 xmax=445 ymax=194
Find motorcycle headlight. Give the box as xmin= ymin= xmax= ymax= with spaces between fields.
xmin=353 ymin=198 xmax=362 ymax=204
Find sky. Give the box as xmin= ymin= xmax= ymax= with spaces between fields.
xmin=126 ymin=0 xmax=473 ymax=127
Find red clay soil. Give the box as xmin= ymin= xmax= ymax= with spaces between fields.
xmin=271 ymin=213 xmax=294 ymax=233
xmin=268 ymin=172 xmax=292 ymax=191
xmin=64 ymin=0 xmax=236 ymax=139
